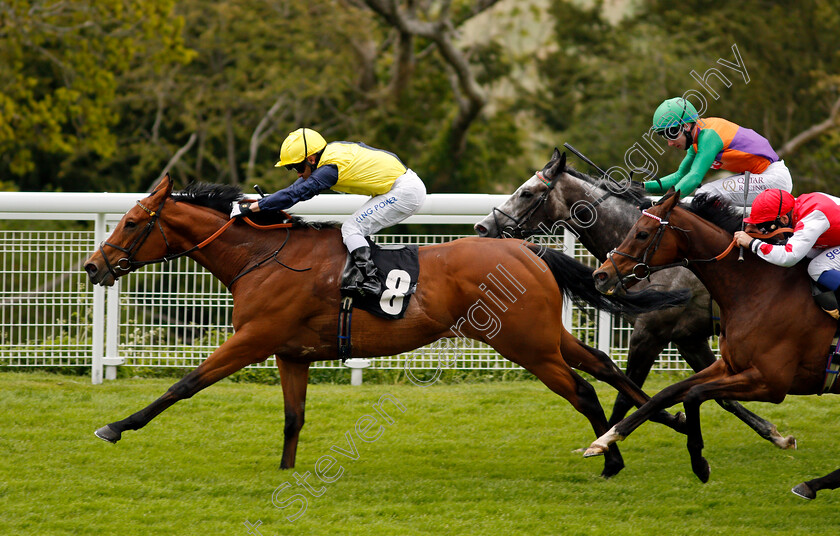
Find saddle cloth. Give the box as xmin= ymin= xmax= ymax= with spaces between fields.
xmin=347 ymin=239 xmax=420 ymax=320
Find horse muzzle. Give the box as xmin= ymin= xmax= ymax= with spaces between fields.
xmin=593 ymin=267 xmax=624 ymax=296
xmin=83 ymin=256 xmax=117 ymax=287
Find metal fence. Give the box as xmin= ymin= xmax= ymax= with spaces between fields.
xmin=0 ymin=192 xmax=703 ymax=383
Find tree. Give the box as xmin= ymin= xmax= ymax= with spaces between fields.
xmin=0 ymin=0 xmax=194 ymax=191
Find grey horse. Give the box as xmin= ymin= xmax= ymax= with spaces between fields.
xmin=475 ymin=148 xmax=795 ymax=450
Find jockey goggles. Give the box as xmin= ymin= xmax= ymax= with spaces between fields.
xmin=286 ymin=161 xmax=307 ymax=173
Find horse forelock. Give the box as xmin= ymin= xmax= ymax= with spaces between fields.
xmin=170 ymin=181 xmax=338 ymax=230
xmin=687 ymin=193 xmax=742 ymax=234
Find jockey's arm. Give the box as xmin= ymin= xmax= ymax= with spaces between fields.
xmin=749 ymin=211 xmax=830 ymax=267
xmin=644 ymin=129 xmax=724 ymax=197
xmin=258 ymin=165 xmax=339 ymax=212
xmin=645 ymin=149 xmax=695 ymax=194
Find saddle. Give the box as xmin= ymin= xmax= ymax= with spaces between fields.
xmin=337 ymin=240 xmax=420 ymax=360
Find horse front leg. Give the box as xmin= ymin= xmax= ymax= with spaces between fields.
xmin=528 ymin=360 xmax=625 ymax=478
xmin=675 ymin=337 xmax=796 ymax=450
xmin=277 ymin=359 xmax=310 ymax=469
xmin=94 ymin=331 xmax=270 ymax=444
xmin=792 ymin=468 xmax=840 ymax=500
xmin=665 ymin=367 xmax=769 ymax=483
xmin=583 ymin=360 xmax=729 ymax=458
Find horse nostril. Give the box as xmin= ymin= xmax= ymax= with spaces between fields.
xmin=474 ymin=224 xmax=488 ymax=236
xmin=593 ymin=271 xmax=606 ymax=281
xmin=84 ymin=263 xmax=98 ymax=277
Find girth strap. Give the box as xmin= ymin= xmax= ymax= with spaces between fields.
xmin=338 ymin=296 xmax=354 ymax=362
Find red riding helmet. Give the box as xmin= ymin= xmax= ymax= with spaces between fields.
xmin=744 ymin=189 xmax=795 ymax=224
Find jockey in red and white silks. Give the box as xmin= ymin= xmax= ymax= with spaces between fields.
xmin=734 ymin=189 xmax=840 ymax=291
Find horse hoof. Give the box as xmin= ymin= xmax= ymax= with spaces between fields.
xmin=791 ymin=483 xmax=815 ymax=500
xmin=94 ymin=425 xmax=121 ymax=444
xmin=784 ymin=436 xmax=797 ymax=450
xmin=583 ymin=446 xmax=606 ymax=458
xmin=692 ymin=457 xmax=710 ymax=483
xmin=601 ymin=461 xmax=625 ymax=479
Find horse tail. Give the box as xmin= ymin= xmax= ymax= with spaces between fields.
xmin=527 ymin=245 xmax=690 ymax=315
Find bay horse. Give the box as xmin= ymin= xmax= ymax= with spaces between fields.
xmin=474 ymin=148 xmax=793 ymax=449
xmin=587 ymin=190 xmax=840 ymax=498
xmin=83 ymin=175 xmax=690 ymax=478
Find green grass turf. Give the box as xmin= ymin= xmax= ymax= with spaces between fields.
xmin=1 ymin=372 xmax=839 ymax=535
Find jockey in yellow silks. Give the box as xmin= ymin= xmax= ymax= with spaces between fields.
xmin=231 ymin=128 xmax=426 ymax=297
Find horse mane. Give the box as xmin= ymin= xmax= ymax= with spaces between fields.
xmin=171 ymin=182 xmax=338 ymax=230
xmin=686 ymin=193 xmax=743 ymax=234
xmin=563 ymin=165 xmax=649 ymax=205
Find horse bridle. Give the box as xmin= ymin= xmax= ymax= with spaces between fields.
xmin=98 ymin=191 xmax=240 ymax=279
xmin=492 ymin=171 xmax=613 ymax=238
xmin=98 ymin=194 xmax=174 ymax=279
xmin=604 ymin=203 xmax=693 ymax=289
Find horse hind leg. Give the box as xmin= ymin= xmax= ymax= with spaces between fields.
xmin=529 ymin=361 xmax=625 ymax=478
xmin=675 ymin=338 xmax=796 ymax=450
xmin=792 ymin=468 xmax=840 ymax=500
xmin=277 ymin=359 xmax=310 ymax=470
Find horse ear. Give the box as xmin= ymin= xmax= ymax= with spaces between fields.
xmin=559 ymin=151 xmax=566 ymax=171
xmin=662 ymin=188 xmax=680 ymax=210
xmin=148 ymin=173 xmax=174 ymax=199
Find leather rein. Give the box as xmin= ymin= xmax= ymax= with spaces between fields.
xmin=99 ymin=197 xmax=307 ymax=288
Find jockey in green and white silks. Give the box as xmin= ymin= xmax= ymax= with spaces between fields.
xmin=644 ymin=97 xmax=792 ymax=205
xmin=231 ymin=128 xmax=426 ymax=296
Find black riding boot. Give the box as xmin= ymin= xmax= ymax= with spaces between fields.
xmin=341 ymin=246 xmax=382 ymax=296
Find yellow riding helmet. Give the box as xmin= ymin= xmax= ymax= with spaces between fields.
xmin=275 ymin=128 xmax=327 ymax=167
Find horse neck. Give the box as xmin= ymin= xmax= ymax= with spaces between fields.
xmin=163 ymin=203 xmax=337 ymax=289
xmin=556 ymin=174 xmax=639 ymax=261
xmin=672 ymin=210 xmax=758 ymax=311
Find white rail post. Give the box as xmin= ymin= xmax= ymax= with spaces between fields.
xmin=91 ymin=213 xmax=106 ymax=385
xmin=104 ymin=278 xmax=123 ymax=380
xmin=561 ymin=228 xmax=576 ymax=328
xmin=344 ymin=358 xmax=371 ymax=385
xmin=598 ymin=309 xmax=612 ymax=357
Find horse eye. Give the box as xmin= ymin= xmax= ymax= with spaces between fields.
xmin=635 ymin=231 xmax=649 ymax=240
xmin=520 ymin=190 xmax=534 ymax=199
xmin=125 ymin=220 xmax=137 ymax=229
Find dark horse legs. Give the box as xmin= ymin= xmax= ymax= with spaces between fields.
xmin=792 ymin=468 xmax=840 ymax=500
xmin=610 ymin=331 xmax=795 ymax=449
xmin=278 ymin=359 xmax=310 ymax=469
xmin=94 ymin=333 xmax=267 ymax=443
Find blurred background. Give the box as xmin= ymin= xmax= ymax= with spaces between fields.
xmin=1 ymin=0 xmax=838 ymax=196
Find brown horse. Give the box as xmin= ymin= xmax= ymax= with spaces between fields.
xmin=83 ymin=176 xmax=689 ymax=478
xmin=587 ymin=190 xmax=840 ymax=498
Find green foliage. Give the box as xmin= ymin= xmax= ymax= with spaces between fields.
xmin=535 ymin=0 xmax=840 ymax=191
xmin=0 ymin=0 xmax=193 ymax=190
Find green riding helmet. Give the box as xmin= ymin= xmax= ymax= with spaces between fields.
xmin=652 ymin=97 xmax=699 ymax=132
